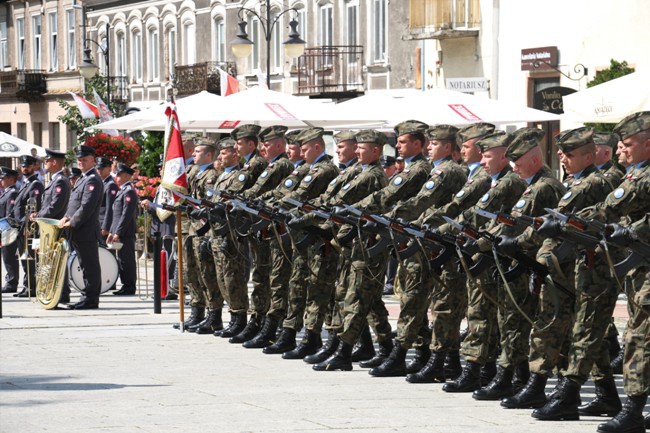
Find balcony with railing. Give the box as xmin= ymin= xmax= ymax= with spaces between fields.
xmin=407 ymin=0 xmax=480 ymax=40
xmin=173 ymin=62 xmax=237 ymax=97
xmin=0 ymin=69 xmax=47 ymax=102
xmin=109 ymin=76 xmax=129 ymax=103
xmin=295 ymin=46 xmax=365 ymax=99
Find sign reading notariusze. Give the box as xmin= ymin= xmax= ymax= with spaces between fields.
xmin=446 ymin=78 xmax=489 ymax=93
xmin=521 ymin=46 xmax=558 ymax=71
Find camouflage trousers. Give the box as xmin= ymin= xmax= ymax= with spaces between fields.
xmin=186 ymin=235 xmax=223 ymax=310
xmin=338 ymin=245 xmax=392 ymax=347
xmin=395 ymin=250 xmax=434 ymax=349
xmin=461 ymin=270 xmax=498 ymax=364
xmin=212 ymin=234 xmax=248 ymax=314
xmin=429 ymin=260 xmax=467 ymax=354
xmin=562 ymin=252 xmax=619 ymax=384
xmin=623 ymin=269 xmax=650 ymax=396
xmin=184 ymin=235 xmax=205 ymax=308
xmin=326 ymin=253 xmax=352 ymax=332
xmin=282 ymin=246 xmax=310 ymax=331
xmin=266 ymin=233 xmax=293 ymax=322
xmin=303 ymin=242 xmax=339 ymax=334
xmin=498 ymin=271 xmax=538 ymax=369
xmin=249 ymin=235 xmax=271 ymax=320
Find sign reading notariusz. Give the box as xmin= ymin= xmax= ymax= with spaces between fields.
xmin=445 ymin=78 xmax=489 ymax=93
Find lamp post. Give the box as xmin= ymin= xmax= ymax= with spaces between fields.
xmin=79 ymin=23 xmax=111 ymax=106
xmin=230 ymin=0 xmax=306 ymax=89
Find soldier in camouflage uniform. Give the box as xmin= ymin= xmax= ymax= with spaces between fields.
xmin=262 ymin=128 xmax=339 ymax=357
xmin=228 ymin=125 xmax=294 ymax=344
xmin=183 ymin=139 xmax=223 ymax=334
xmin=369 ymin=123 xmax=467 ymax=377
xmin=484 ymin=129 xmax=565 ymax=409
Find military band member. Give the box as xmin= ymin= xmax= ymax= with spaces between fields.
xmin=96 ymin=157 xmax=119 ymax=241
xmin=107 ymin=164 xmax=139 ymax=296
xmin=0 ymin=167 xmax=20 ymax=293
xmin=60 ymin=146 xmax=104 ymax=309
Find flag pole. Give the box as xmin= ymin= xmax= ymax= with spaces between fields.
xmin=176 ymin=209 xmax=185 ymax=332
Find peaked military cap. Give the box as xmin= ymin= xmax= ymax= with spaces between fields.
xmin=555 ymin=127 xmax=595 ymax=153
xmin=231 ymin=124 xmax=262 ymax=140
xmin=217 ymin=137 xmax=236 ymax=150
xmin=380 ymin=155 xmax=396 ymax=167
xmin=593 ymin=132 xmax=619 ymax=149
xmin=195 ymin=137 xmax=218 ymax=150
xmin=20 ymin=155 xmax=38 ymax=166
xmin=74 ymin=145 xmax=96 ymax=158
xmin=115 ymin=163 xmax=135 ymax=176
xmin=334 ymin=130 xmax=358 ymax=144
xmin=95 ymin=157 xmax=112 ymax=168
xmin=476 ymin=131 xmax=513 ymax=152
xmin=457 ymin=122 xmax=496 ymax=143
xmin=295 ymin=127 xmax=325 ymax=145
xmin=355 ymin=129 xmax=387 ymax=146
xmin=285 ymin=129 xmax=302 ymax=145
xmin=44 ymin=149 xmax=66 ymax=159
xmin=505 ymin=128 xmax=545 ymax=161
xmin=0 ymin=166 xmax=19 ymax=178
xmin=614 ymin=111 xmax=650 ymax=140
xmin=181 ymin=133 xmax=197 ymax=143
xmin=68 ymin=167 xmax=82 ymax=178
xmin=427 ymin=124 xmax=459 ymax=141
xmin=394 ymin=120 xmax=428 ymax=137
xmin=259 ymin=125 xmax=288 ymax=142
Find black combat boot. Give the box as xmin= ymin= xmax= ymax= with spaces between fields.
xmin=610 ymin=347 xmax=624 ymax=375
xmin=263 ymin=328 xmax=296 ymax=354
xmin=480 ymin=361 xmax=497 ymax=386
xmin=578 ymin=377 xmax=622 ymax=417
xmin=369 ymin=343 xmax=407 ymax=377
xmin=304 ymin=331 xmax=340 ymax=364
xmin=512 ymin=361 xmax=530 ymax=393
xmin=173 ymin=306 xmax=205 ymax=330
xmin=194 ymin=309 xmax=224 ymax=334
xmin=312 ymin=341 xmax=353 ymax=371
xmin=350 ymin=326 xmax=376 ymax=362
xmin=228 ymin=316 xmax=261 ymax=343
xmin=405 ymin=351 xmax=445 ymax=383
xmin=598 ymin=394 xmax=647 ymax=433
xmin=531 ymin=378 xmax=581 ymax=420
xmin=359 ymin=339 xmax=393 ymax=368
xmin=406 ymin=346 xmax=431 ymax=374
xmin=219 ymin=313 xmax=247 ymax=338
xmin=282 ymin=330 xmax=322 ymax=359
xmin=501 ymin=373 xmax=548 ymax=409
xmin=473 ymin=366 xmax=514 ymax=400
xmin=443 ymin=361 xmax=482 ymax=393
xmin=243 ymin=317 xmax=278 ymax=349
xmin=213 ymin=312 xmax=236 ymax=336
xmin=444 ymin=350 xmax=463 ymax=380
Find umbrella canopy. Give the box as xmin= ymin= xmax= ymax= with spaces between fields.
xmin=562 ymin=71 xmax=650 ymax=123
xmin=333 ymin=88 xmax=560 ymax=126
xmin=0 ymin=132 xmax=46 ymax=158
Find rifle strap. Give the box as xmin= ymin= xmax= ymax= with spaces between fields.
xmin=272 ymin=222 xmax=294 ymax=268
xmin=549 ymin=252 xmax=570 ymax=284
xmin=601 ymin=239 xmax=625 ymax=294
xmin=492 ymin=245 xmax=534 ymax=327
xmin=456 ymin=245 xmax=500 ymax=309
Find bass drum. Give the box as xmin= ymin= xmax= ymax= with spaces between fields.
xmin=68 ymin=246 xmax=119 ymax=294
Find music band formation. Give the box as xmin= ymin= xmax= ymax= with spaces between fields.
xmin=1 ymin=111 xmax=649 ymax=433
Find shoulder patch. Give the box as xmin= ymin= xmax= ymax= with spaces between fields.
xmin=481 ymin=193 xmax=490 ymax=202
xmin=238 ymin=174 xmax=247 ymax=182
xmin=425 ymin=180 xmax=435 ymax=190
xmin=284 ymin=179 xmax=294 ymax=188
xmin=455 ymin=189 xmax=466 ymax=198
xmin=342 ymin=183 xmax=351 ymax=191
xmin=261 ymin=170 xmax=269 ymax=178
xmin=393 ymin=176 xmax=403 ymax=186
xmin=207 ymin=179 xmax=214 ymax=184
xmin=55 ymin=186 xmax=62 ymax=193
xmin=515 ymin=199 xmax=526 ymax=209
xmin=523 ymin=188 xmax=532 ymax=195
xmin=562 ymin=191 xmax=573 ymax=201
xmin=243 ymin=164 xmax=250 ymax=170
xmin=111 ymin=189 xmax=117 ymax=195
xmin=126 ymin=196 xmax=132 ymax=202
xmin=303 ymin=175 xmax=313 ymax=183
xmin=613 ymin=187 xmax=626 ymax=199
xmin=89 ymin=185 xmax=95 ymax=191
xmin=329 ymin=178 xmax=337 ymax=185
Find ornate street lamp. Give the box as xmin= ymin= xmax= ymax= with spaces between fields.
xmin=78 ymin=23 xmax=111 ymax=106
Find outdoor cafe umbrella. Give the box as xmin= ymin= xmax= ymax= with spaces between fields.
xmin=0 ymin=132 xmax=46 ymax=158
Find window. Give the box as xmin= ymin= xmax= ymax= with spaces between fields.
xmin=50 ymin=123 xmax=60 ymax=151
xmin=249 ymin=17 xmax=260 ymax=70
xmin=183 ymin=22 xmax=195 ymax=64
xmin=17 ymin=123 xmax=27 ymax=140
xmin=372 ymin=0 xmax=387 ymax=63
xmin=66 ymin=10 xmax=76 ymax=68
xmin=98 ymin=36 xmax=107 ymax=73
xmin=49 ymin=12 xmax=57 ymax=71
xmin=116 ymin=32 xmax=126 ymax=77
xmin=0 ymin=22 xmax=7 ymax=69
xmin=346 ymin=3 xmax=358 ymax=62
xmin=132 ymin=31 xmax=142 ymax=81
xmin=213 ymin=18 xmax=225 ymax=62
xmin=33 ymin=122 xmax=42 ymax=146
xmin=318 ymin=5 xmax=332 ymax=47
xmin=270 ymin=10 xmax=281 ymax=72
xmin=17 ymin=18 xmax=25 ymax=69
xmin=32 ymin=15 xmax=42 ymax=69
xmin=166 ymin=28 xmax=176 ymax=79
xmin=148 ymin=28 xmax=159 ymax=81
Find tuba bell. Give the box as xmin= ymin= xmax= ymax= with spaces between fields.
xmin=34 ymin=218 xmax=70 ymax=309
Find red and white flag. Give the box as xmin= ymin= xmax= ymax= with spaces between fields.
xmin=156 ymin=105 xmax=189 ymax=221
xmin=220 ymin=68 xmax=240 ymax=96
xmin=68 ymin=91 xmax=98 ymax=119
xmin=93 ymin=89 xmax=118 ymax=136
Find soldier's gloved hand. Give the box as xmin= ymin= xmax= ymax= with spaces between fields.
xmin=460 ymin=235 xmax=480 ymax=256
xmin=421 ymin=223 xmax=439 ymax=235
xmin=362 ymin=221 xmax=378 ymax=231
xmin=607 ymin=224 xmax=637 ymax=246
xmin=331 ymin=206 xmax=348 ymax=217
xmin=199 ymin=237 xmax=213 ymax=261
xmin=496 ymin=236 xmax=520 ymax=257
xmin=287 ymin=216 xmax=307 ymax=229
xmin=529 ymin=271 xmax=544 ymax=296
xmin=208 ymin=206 xmax=225 ymax=223
xmin=536 ymin=216 xmax=563 ymax=238
xmin=189 ymin=207 xmax=207 ymax=220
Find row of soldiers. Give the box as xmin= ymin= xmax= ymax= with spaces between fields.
xmin=0 ymin=147 xmax=139 ymax=306
xmin=176 ymin=112 xmax=649 ymax=433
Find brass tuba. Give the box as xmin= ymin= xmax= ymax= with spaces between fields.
xmin=34 ymin=218 xmax=70 ymax=309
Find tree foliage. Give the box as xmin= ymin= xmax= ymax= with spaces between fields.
xmin=585 ymin=59 xmax=635 ymax=132
xmin=135 ymin=131 xmax=165 ymax=178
